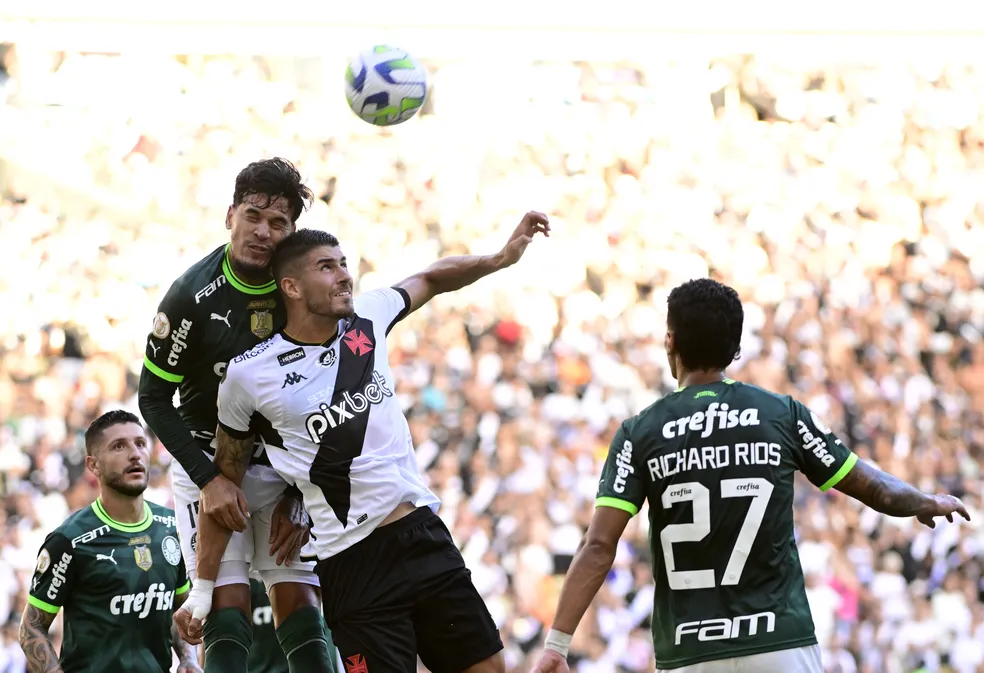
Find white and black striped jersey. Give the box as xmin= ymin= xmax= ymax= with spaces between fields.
xmin=216 ymin=287 xmax=440 ymax=559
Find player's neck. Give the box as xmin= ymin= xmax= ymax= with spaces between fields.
xmin=97 ymin=489 xmax=145 ymax=524
xmin=677 ymin=369 xmax=727 ymax=388
xmin=283 ymin=314 xmax=341 ymax=346
xmin=228 ymin=256 xmax=272 ymax=287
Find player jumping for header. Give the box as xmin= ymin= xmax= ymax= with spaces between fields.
xmin=179 ymin=213 xmax=549 ymax=673
xmin=531 ymin=277 xmax=969 ymax=673
xmin=19 ymin=410 xmax=200 ymax=673
xmin=138 ymin=158 xmax=336 ymax=673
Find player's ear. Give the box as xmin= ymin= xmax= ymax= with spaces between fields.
xmin=280 ymin=276 xmax=301 ymax=300
xmin=225 ymin=205 xmax=234 ymax=230
xmin=665 ymin=331 xmax=675 ymax=355
xmin=85 ymin=453 xmax=100 ymax=478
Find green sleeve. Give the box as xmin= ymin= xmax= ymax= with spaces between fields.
xmin=787 ymin=399 xmax=857 ymax=492
xmin=28 ymin=532 xmax=78 ymax=615
xmin=595 ymin=423 xmax=646 ymax=516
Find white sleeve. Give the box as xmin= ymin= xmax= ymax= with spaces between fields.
xmin=354 ymin=287 xmax=411 ymax=335
xmin=216 ymin=360 xmax=255 ymax=439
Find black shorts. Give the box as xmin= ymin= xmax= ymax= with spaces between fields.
xmin=316 ymin=507 xmax=503 ymax=673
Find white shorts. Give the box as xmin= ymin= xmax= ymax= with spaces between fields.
xmin=657 ymin=645 xmax=823 ymax=673
xmin=170 ymin=459 xmax=319 ymax=590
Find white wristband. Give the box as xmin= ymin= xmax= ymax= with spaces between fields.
xmin=544 ymin=629 xmax=573 ymax=658
xmin=191 ymin=578 xmax=215 ymax=594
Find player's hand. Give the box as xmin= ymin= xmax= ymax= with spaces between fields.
xmin=173 ymin=579 xmax=214 ymax=646
xmin=176 ymin=658 xmax=204 ymax=673
xmin=498 ymin=210 xmax=550 ymax=268
xmin=201 ymin=474 xmax=249 ymax=532
xmin=270 ymin=488 xmax=311 ymax=567
xmin=917 ymin=494 xmax=971 ymax=528
xmin=531 ymin=649 xmax=570 ymax=673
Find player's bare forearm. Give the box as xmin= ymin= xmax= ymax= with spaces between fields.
xmin=397 ymin=253 xmax=505 ymax=312
xmin=19 ymin=605 xmax=62 ymax=673
xmin=194 ymin=509 xmax=234 ymax=582
xmin=551 ymin=536 xmax=618 ymax=635
xmin=171 ymin=594 xmax=199 ymax=667
xmin=550 ymin=506 xmax=630 ymax=636
xmin=834 ymin=458 xmax=933 ymax=517
xmin=214 ymin=426 xmax=253 ymax=486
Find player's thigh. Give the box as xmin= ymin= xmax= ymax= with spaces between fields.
xmin=412 ymin=567 xmax=503 ymax=673
xmin=403 ymin=514 xmax=503 ymax=673
xmin=734 ymin=645 xmax=823 ymax=673
xmin=330 ymin=610 xmax=418 ymax=673
xmin=171 ymin=465 xmax=253 ymax=576
xmin=212 ymin=562 xmax=251 ymax=611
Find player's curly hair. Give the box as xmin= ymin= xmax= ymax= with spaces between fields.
xmin=85 ymin=409 xmax=143 ymax=456
xmin=271 ymin=229 xmax=342 ymax=284
xmin=666 ymin=278 xmax=743 ymax=371
xmin=233 ymin=158 xmax=313 ymax=223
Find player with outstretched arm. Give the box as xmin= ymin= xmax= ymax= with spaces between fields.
xmin=531 ymin=278 xmax=969 ymax=673
xmin=178 ymin=213 xmax=549 ymax=673
xmin=19 ymin=410 xmax=200 ymax=673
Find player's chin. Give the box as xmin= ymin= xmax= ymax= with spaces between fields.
xmin=333 ymin=296 xmax=355 ymax=316
xmin=113 ymin=472 xmax=149 ymax=496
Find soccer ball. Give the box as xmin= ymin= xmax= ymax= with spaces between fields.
xmin=344 ymin=45 xmax=428 ymax=127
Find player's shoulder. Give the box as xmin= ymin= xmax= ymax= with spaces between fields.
xmin=226 ymin=333 xmax=283 ymax=375
xmin=161 ymin=245 xmax=227 ymax=303
xmin=146 ymin=500 xmax=179 ymax=530
xmin=354 ymin=286 xmax=410 ymax=316
xmin=628 ymin=380 xmax=792 ymax=429
xmin=42 ymin=504 xmax=102 ymax=548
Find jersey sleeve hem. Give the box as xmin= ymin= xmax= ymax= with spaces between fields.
xmin=175 ymin=581 xmax=191 ymax=595
xmin=595 ymin=496 xmax=639 ymax=516
xmin=143 ymin=356 xmax=184 ymax=383
xmin=27 ymin=595 xmax=60 ymax=614
xmin=819 ymin=452 xmax=858 ymax=492
xmin=218 ymin=420 xmax=252 ymax=440
xmin=387 ymin=286 xmax=412 ymax=335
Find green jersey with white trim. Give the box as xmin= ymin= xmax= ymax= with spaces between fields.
xmin=28 ymin=499 xmax=190 ymax=673
xmin=596 ymin=380 xmax=856 ymax=670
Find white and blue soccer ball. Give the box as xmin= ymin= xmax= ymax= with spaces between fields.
xmin=344 ymin=45 xmax=428 ymax=127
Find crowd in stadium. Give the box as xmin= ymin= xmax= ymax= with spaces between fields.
xmin=2 ymin=45 xmax=984 ymax=673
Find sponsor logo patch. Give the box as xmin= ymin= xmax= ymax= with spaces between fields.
xmin=278 ymin=348 xmax=306 ymax=367
xmin=152 ymin=312 xmax=171 ymax=339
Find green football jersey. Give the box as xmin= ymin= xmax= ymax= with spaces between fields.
xmin=596 ymin=379 xmax=857 ymax=670
xmin=140 ymin=243 xmax=286 ymax=461
xmin=248 ymin=578 xmax=289 ymax=673
xmin=28 ymin=499 xmax=190 ymax=673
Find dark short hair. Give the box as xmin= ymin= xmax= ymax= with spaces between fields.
xmin=271 ymin=229 xmax=341 ymax=285
xmin=233 ymin=158 xmax=314 ymax=223
xmin=84 ymin=410 xmax=143 ymax=456
xmin=666 ymin=278 xmax=743 ymax=371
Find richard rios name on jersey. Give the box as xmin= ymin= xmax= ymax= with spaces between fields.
xmin=217 ymin=287 xmax=440 ymax=559
xmin=595 ymin=380 xmax=858 ymax=670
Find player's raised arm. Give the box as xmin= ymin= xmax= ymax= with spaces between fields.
xmin=138 ymin=282 xmax=221 ymax=490
xmin=533 ymin=424 xmax=643 ymax=673
xmin=393 ymin=210 xmax=549 ymax=315
xmin=788 ymin=400 xmax=969 ymax=526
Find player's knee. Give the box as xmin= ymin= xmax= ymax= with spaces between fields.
xmin=211 ymin=582 xmax=251 ymax=613
xmin=461 ymin=651 xmax=506 ymax=673
xmin=203 ymin=606 xmax=253 ymax=653
xmin=268 ymin=580 xmax=321 ymax=627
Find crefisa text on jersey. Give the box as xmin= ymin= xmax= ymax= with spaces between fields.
xmin=649 ymin=404 xmax=781 ymax=480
